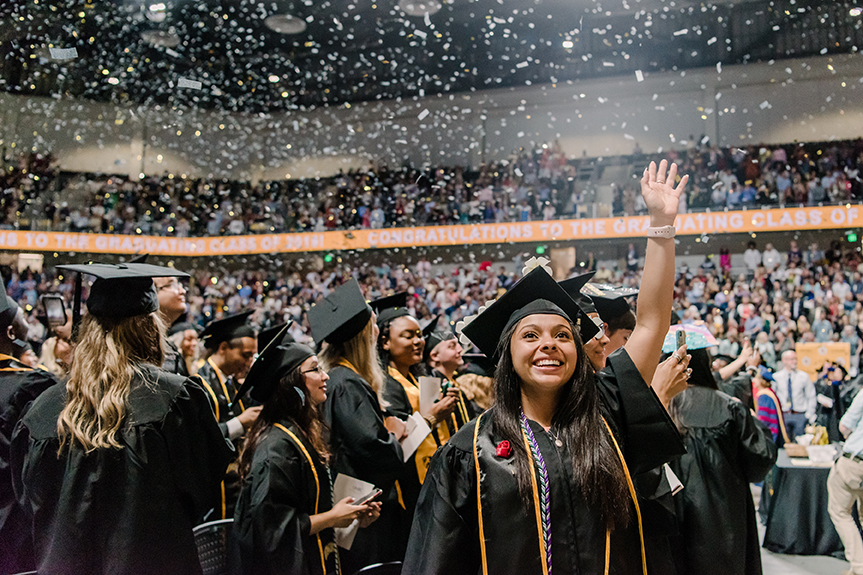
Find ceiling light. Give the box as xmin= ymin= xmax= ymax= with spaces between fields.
xmin=264 ymin=14 xmax=307 ymax=34
xmin=562 ymin=40 xmax=573 ymax=49
xmin=107 ymin=77 xmax=120 ymax=85
xmin=851 ymin=7 xmax=863 ymax=16
xmin=268 ymin=74 xmax=280 ymax=83
xmin=398 ymin=0 xmax=442 ymax=16
xmin=140 ymin=30 xmax=180 ymax=48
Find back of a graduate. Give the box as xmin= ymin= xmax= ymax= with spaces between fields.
xmin=9 ymin=263 xmax=233 ymax=575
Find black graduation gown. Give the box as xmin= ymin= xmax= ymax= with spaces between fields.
xmin=162 ymin=337 xmax=190 ymax=377
xmin=231 ymin=420 xmax=340 ymax=575
xmin=10 ymin=364 xmax=234 ymax=575
xmin=380 ymin=371 xmax=424 ymax=526
xmin=197 ymin=358 xmax=245 ymax=520
xmin=404 ymin=348 xmax=686 ymax=575
xmin=321 ymin=365 xmax=405 ymax=573
xmin=667 ymin=386 xmax=778 ymax=575
xmin=0 ymin=355 xmax=60 ymax=574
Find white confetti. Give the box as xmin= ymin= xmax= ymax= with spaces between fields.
xmin=516 ymin=61 xmax=529 ymax=69
xmin=49 ymin=47 xmax=78 ymax=60
xmin=635 ymin=70 xmax=644 ymax=82
xmin=707 ymin=37 xmax=717 ymax=45
xmin=602 ymin=61 xmax=615 ymax=67
xmin=165 ymin=48 xmax=180 ymax=58
xmin=759 ymin=100 xmax=770 ymax=109
xmin=673 ymin=29 xmax=689 ymax=36
xmin=517 ymin=131 xmax=525 ymax=138
xmin=624 ymin=133 xmax=634 ymax=140
xmin=716 ymin=63 xmax=722 ymax=74
xmin=417 ymin=109 xmax=430 ymax=120
xmin=177 ymin=77 xmax=202 ymax=90
xmin=414 ymin=29 xmax=427 ymax=39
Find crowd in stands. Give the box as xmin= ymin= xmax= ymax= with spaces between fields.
xmin=2 ymin=137 xmax=862 ymax=236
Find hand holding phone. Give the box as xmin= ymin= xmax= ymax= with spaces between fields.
xmin=676 ymin=328 xmax=687 ymax=350
xmin=353 ymin=488 xmax=383 ymax=506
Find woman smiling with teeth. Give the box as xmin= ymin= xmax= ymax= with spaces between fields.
xmin=404 ymin=160 xmax=690 ymax=575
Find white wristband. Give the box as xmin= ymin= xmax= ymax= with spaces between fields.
xmin=646 ymin=225 xmax=676 ymax=238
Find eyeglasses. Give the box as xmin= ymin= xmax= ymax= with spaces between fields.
xmin=302 ymin=365 xmax=325 ymax=375
xmin=591 ymin=316 xmax=606 ymax=340
xmin=156 ymin=279 xmax=184 ymax=292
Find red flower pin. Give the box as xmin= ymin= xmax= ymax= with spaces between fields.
xmin=496 ymin=440 xmax=513 ymax=458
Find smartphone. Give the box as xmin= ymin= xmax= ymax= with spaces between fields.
xmin=42 ymin=295 xmax=67 ymax=328
xmin=353 ymin=488 xmax=383 ymax=506
xmin=676 ymin=329 xmax=687 ymax=350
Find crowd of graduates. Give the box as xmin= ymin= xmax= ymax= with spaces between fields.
xmin=0 ymin=160 xmax=809 ymax=575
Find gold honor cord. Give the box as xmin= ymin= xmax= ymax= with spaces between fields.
xmin=471 ymin=413 xmax=489 ymax=575
xmin=274 ymin=423 xmax=328 ymax=575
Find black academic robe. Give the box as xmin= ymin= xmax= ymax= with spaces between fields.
xmin=668 ymin=386 xmax=778 ymax=575
xmin=162 ymin=337 xmax=190 ymax=377
xmin=321 ymin=365 xmax=405 ymax=573
xmin=231 ymin=420 xmax=340 ymax=575
xmin=404 ymin=348 xmax=686 ymax=575
xmin=381 ymin=371 xmax=424 ymax=525
xmin=10 ymin=365 xmax=234 ymax=575
xmin=197 ymin=358 xmax=246 ymax=520
xmin=0 ymin=355 xmax=60 ymax=574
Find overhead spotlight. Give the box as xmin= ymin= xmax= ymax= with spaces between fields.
xmin=264 ymin=14 xmax=307 ymax=34
xmin=850 ymin=7 xmax=863 ymax=16
xmin=268 ymin=74 xmax=280 ymax=83
xmin=398 ymin=0 xmax=442 ymax=17
xmin=141 ymin=29 xmax=180 ymax=47
xmin=562 ymin=40 xmax=573 ymax=49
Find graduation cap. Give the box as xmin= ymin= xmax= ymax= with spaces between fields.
xmin=583 ymin=284 xmax=639 ymax=324
xmin=307 ymin=279 xmax=372 ymax=346
xmin=258 ymin=322 xmax=295 ymax=350
xmin=0 ymin=272 xmax=16 ymax=322
xmin=371 ymin=292 xmax=411 ymax=328
xmin=200 ymin=311 xmax=256 ymax=350
xmin=558 ymin=272 xmax=599 ymax=315
xmin=129 ymin=253 xmax=149 ymax=263
xmin=422 ymin=316 xmax=451 ymax=362
xmin=460 ymin=353 xmax=496 ymax=378
xmin=167 ymin=321 xmax=201 ymax=338
xmin=234 ymin=324 xmax=316 ymax=403
xmin=460 ymin=267 xmax=599 ymax=359
xmin=57 ymin=263 xmax=189 ymax=322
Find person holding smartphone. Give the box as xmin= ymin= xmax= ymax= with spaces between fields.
xmin=232 ymin=328 xmax=380 ymax=575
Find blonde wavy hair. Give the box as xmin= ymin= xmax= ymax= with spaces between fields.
xmin=57 ymin=312 xmax=166 ymax=453
xmin=319 ymin=316 xmax=387 ymax=408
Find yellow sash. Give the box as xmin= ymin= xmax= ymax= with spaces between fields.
xmin=388 ymin=367 xmax=447 ymax=483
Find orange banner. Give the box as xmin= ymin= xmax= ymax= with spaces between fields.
xmin=1 ymin=205 xmax=859 ymax=256
xmin=796 ymin=342 xmax=851 ymax=382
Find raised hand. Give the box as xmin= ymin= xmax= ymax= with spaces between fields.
xmin=640 ymin=159 xmax=689 ymax=227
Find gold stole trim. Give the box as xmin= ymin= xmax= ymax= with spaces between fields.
xmin=756 ymin=388 xmax=792 ymax=444
xmin=0 ymin=353 xmax=30 ymax=372
xmin=472 ymin=413 xmax=489 ymax=575
xmin=601 ymin=417 xmax=647 ymax=575
xmin=336 ymin=358 xmax=359 ymax=373
xmin=190 ymin=374 xmax=220 ymax=421
xmin=471 ymin=414 xmax=641 ymax=575
xmin=207 ymin=358 xmax=244 ymax=413
xmin=273 ymin=423 xmax=329 ymax=575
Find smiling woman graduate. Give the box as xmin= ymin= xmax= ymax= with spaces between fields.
xmin=403 ymin=160 xmax=690 ymax=575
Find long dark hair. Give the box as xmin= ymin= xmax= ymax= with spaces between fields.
xmin=491 ymin=317 xmax=632 ymax=529
xmin=667 ymin=348 xmax=716 ymax=435
xmin=238 ymin=365 xmax=329 ymax=479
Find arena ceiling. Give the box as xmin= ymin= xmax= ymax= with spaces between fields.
xmin=0 ymin=0 xmax=860 ymax=112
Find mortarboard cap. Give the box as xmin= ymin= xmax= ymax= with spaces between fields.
xmin=460 ymin=353 xmax=496 ymax=378
xmin=258 ymin=322 xmax=295 ymax=350
xmin=461 ymin=267 xmax=598 ymax=359
xmin=559 ymin=272 xmax=599 ymax=315
xmin=129 ymin=253 xmax=149 ymax=263
xmin=167 ymin=321 xmax=201 ymax=338
xmin=234 ymin=324 xmax=316 ymax=403
xmin=307 ymin=279 xmax=373 ymax=346
xmin=200 ymin=311 xmax=256 ymax=350
xmin=422 ymin=316 xmax=451 ymax=362
xmin=371 ymin=292 xmax=411 ymax=328
xmin=57 ymin=263 xmax=188 ymax=320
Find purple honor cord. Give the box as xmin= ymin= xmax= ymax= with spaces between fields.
xmin=520 ymin=410 xmax=553 ymax=575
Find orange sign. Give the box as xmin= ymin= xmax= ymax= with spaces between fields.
xmin=1 ymin=205 xmax=859 ymax=256
xmin=796 ymin=342 xmax=851 ymax=382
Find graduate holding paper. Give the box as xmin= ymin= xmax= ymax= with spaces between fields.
xmin=309 ymin=280 xmax=407 ymax=573
xmin=231 ymin=327 xmax=380 ymax=575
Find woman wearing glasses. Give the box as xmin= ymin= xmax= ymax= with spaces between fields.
xmin=232 ymin=333 xmax=381 ymax=575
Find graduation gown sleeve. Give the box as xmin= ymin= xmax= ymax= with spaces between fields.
xmin=596 ymin=348 xmax=686 ymax=475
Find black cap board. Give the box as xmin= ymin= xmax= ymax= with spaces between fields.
xmin=371 ymin=292 xmax=411 ymax=328
xmin=200 ymin=311 xmax=256 ymax=350
xmin=129 ymin=253 xmax=149 ymax=263
xmin=422 ymin=316 xmax=449 ymax=362
xmin=559 ymin=273 xmax=599 ymax=316
xmin=258 ymin=322 xmax=295 ymax=350
xmin=588 ymin=284 xmax=639 ymax=323
xmin=167 ymin=321 xmax=201 ymax=338
xmin=460 ymin=353 xmax=496 ymax=378
xmin=57 ymin=263 xmax=189 ymax=320
xmin=307 ymin=279 xmax=373 ymax=345
xmin=234 ymin=324 xmax=316 ymax=403
xmin=461 ymin=267 xmax=599 ymax=359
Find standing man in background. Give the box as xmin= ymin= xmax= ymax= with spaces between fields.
xmin=773 ymin=350 xmax=816 ymax=440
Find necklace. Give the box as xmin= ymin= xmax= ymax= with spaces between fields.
xmin=544 ymin=425 xmax=564 ymax=448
